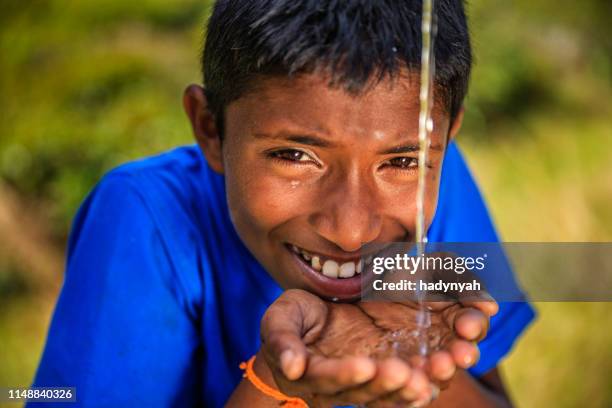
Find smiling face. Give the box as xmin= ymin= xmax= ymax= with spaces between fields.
xmin=184 ymin=73 xmax=462 ymax=301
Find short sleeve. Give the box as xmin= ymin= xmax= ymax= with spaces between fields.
xmin=430 ymin=142 xmax=536 ymax=377
xmin=29 ymin=173 xmax=202 ymax=407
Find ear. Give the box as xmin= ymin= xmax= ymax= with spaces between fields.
xmin=448 ymin=106 xmax=465 ymax=142
xmin=183 ymin=84 xmax=224 ymax=174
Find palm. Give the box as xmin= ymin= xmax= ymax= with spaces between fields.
xmin=307 ymin=301 xmax=458 ymax=361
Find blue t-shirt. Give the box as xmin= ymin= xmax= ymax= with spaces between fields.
xmin=31 ymin=143 xmax=534 ymax=407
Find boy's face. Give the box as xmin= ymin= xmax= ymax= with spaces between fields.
xmin=185 ymin=73 xmax=462 ymax=301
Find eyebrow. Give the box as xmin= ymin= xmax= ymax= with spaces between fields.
xmin=253 ymin=131 xmax=443 ymax=153
xmin=379 ymin=143 xmax=443 ymax=155
xmin=253 ymin=132 xmax=337 ymax=148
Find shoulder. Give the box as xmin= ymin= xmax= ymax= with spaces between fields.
xmin=70 ymin=145 xmax=226 ymax=271
xmin=105 ymin=144 xmax=218 ymax=200
xmin=66 ymin=145 xmax=223 ymax=318
xmin=85 ymin=145 xmax=226 ymax=236
xmin=430 ymin=142 xmax=498 ymax=242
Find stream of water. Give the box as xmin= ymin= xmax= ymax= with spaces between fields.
xmin=375 ymin=0 xmax=438 ymax=361
xmin=414 ymin=0 xmax=437 ymax=357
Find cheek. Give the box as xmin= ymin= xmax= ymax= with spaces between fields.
xmin=223 ymin=157 xmax=312 ymax=240
xmin=380 ymin=170 xmax=441 ymax=233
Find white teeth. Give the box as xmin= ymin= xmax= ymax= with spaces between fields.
xmin=356 ymin=259 xmax=364 ymax=274
xmin=311 ymin=256 xmax=321 ymax=271
xmin=339 ymin=262 xmax=356 ymax=278
xmin=292 ymin=245 xmax=361 ymax=279
xmin=322 ymin=260 xmax=339 ymax=278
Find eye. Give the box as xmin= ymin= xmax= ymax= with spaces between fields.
xmin=269 ymin=149 xmax=317 ymax=164
xmin=385 ymin=156 xmax=418 ymax=170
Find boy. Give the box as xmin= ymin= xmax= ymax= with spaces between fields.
xmin=32 ymin=0 xmax=534 ymax=406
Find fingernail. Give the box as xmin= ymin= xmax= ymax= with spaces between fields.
xmin=431 ymin=384 xmax=440 ymax=401
xmin=353 ymin=368 xmax=373 ymax=383
xmin=280 ymin=350 xmax=295 ymax=376
xmin=383 ymin=376 xmax=403 ymax=391
xmin=353 ymin=359 xmax=375 ymax=383
xmin=441 ymin=364 xmax=456 ymax=381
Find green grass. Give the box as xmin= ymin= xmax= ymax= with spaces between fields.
xmin=503 ymin=303 xmax=612 ymax=408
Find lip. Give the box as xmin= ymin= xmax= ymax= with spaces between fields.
xmin=286 ymin=245 xmax=377 ymax=301
xmin=291 ymin=245 xmax=376 ymax=263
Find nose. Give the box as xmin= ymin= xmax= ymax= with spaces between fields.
xmin=308 ymin=171 xmax=383 ymax=252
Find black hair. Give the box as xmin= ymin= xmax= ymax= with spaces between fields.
xmin=202 ymin=0 xmax=471 ymax=135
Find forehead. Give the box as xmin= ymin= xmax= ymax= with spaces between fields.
xmin=225 ymin=72 xmax=450 ymax=141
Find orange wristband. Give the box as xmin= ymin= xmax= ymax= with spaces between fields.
xmin=239 ymin=356 xmax=308 ymax=407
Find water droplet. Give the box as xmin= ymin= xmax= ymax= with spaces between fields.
xmin=426 ymin=118 xmax=434 ymax=132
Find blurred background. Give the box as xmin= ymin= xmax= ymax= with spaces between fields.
xmin=0 ymin=0 xmax=610 ymax=406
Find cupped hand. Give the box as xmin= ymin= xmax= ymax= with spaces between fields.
xmin=260 ymin=289 xmax=497 ymax=407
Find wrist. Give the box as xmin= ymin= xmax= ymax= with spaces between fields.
xmin=253 ymin=349 xmax=278 ymax=390
xmin=230 ymin=351 xmax=308 ymax=408
xmin=226 ymin=351 xmax=280 ymax=407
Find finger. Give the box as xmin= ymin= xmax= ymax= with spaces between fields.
xmin=457 ymin=308 xmax=490 ymax=341
xmin=260 ymin=289 xmax=328 ymax=379
xmin=427 ymin=254 xmax=497 ymax=313
xmin=301 ymin=355 xmax=377 ymax=394
xmin=460 ymin=296 xmax=499 ymax=317
xmin=397 ymin=367 xmax=432 ymax=402
xmin=443 ymin=307 xmax=489 ymax=342
xmin=332 ymin=358 xmax=412 ymax=404
xmin=261 ymin=330 xmax=309 ymax=380
xmin=449 ymin=339 xmax=480 ymax=369
xmin=427 ymin=350 xmax=456 ymax=383
xmin=369 ymin=367 xmax=432 ymax=407
xmin=411 ymin=384 xmax=439 ymax=408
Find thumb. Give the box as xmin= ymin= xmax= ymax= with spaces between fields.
xmin=260 ymin=289 xmax=328 ymax=380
